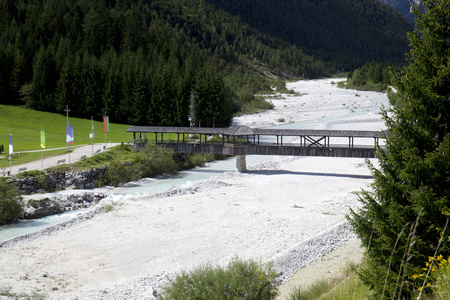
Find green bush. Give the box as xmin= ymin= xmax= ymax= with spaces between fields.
xmin=187 ymin=153 xmax=216 ymax=168
xmin=136 ymin=144 xmax=179 ymax=178
xmin=28 ymin=199 xmax=38 ymax=208
xmin=159 ymin=258 xmax=279 ymax=300
xmin=0 ymin=178 xmax=23 ymax=224
xmin=15 ymin=170 xmax=46 ymax=179
xmin=36 ymin=173 xmax=49 ymax=190
xmin=100 ymin=160 xmax=137 ymax=187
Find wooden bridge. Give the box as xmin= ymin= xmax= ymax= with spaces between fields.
xmin=127 ymin=126 xmax=385 ymax=172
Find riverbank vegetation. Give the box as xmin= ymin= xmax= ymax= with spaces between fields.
xmin=48 ymin=143 xmax=225 ymax=187
xmin=0 ymin=178 xmax=22 ymax=224
xmin=337 ymin=62 xmax=403 ymax=92
xmin=0 ymin=144 xmax=224 ymax=223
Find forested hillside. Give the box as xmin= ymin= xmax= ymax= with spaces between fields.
xmin=0 ymin=0 xmax=412 ymax=127
xmin=206 ymin=0 xmax=413 ymax=69
xmin=0 ymin=0 xmax=330 ymax=127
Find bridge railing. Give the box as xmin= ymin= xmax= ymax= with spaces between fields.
xmin=149 ymin=135 xmax=383 ymax=150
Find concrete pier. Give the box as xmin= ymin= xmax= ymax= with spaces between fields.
xmin=236 ymin=155 xmax=247 ymax=173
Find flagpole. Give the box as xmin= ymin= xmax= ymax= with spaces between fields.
xmin=104 ymin=112 xmax=107 ymax=150
xmin=65 ymin=105 xmax=71 ymax=163
xmin=91 ymin=116 xmax=94 ymax=156
xmin=41 ymin=125 xmax=43 ymax=170
xmin=8 ymin=129 xmax=11 ymax=176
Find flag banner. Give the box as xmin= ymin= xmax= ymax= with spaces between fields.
xmin=66 ymin=126 xmax=74 ymax=144
xmin=40 ymin=129 xmax=45 ymax=149
xmin=103 ymin=116 xmax=109 ymax=133
xmin=9 ymin=134 xmax=13 ymax=154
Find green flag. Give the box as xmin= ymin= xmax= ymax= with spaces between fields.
xmin=40 ymin=129 xmax=45 ymax=149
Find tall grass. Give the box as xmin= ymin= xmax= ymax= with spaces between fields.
xmin=287 ymin=261 xmax=372 ymax=300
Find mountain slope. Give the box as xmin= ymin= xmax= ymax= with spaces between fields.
xmin=206 ymin=0 xmax=413 ymax=69
xmin=378 ymin=0 xmax=424 ymax=22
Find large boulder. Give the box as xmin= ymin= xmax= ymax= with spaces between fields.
xmin=23 ymin=198 xmax=65 ymax=219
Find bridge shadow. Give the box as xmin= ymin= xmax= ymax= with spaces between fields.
xmin=186 ymin=169 xmax=232 ymax=174
xmin=247 ymin=169 xmax=373 ymax=179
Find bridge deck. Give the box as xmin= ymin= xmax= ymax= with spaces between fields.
xmin=127 ymin=126 xmax=386 ymax=158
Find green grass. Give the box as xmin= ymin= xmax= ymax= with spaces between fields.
xmin=287 ymin=262 xmax=372 ymax=300
xmin=0 ymin=104 xmax=131 ymax=152
xmin=0 ymin=148 xmax=69 ymax=169
xmin=48 ymin=144 xmax=138 ymax=172
xmin=322 ymin=272 xmax=371 ymax=299
xmin=0 ymin=104 xmax=175 ymax=168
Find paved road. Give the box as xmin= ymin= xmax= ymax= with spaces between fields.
xmin=2 ymin=143 xmax=119 ymax=176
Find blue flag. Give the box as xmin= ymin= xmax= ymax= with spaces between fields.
xmin=66 ymin=126 xmax=74 ymax=144
xmin=9 ymin=134 xmax=13 ymax=154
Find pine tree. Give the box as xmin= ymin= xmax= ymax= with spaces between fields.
xmin=348 ymin=1 xmax=450 ymax=298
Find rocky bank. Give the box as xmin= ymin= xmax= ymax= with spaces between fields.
xmin=8 ymin=168 xmax=108 ymax=219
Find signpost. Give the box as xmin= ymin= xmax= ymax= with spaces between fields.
xmin=103 ymin=113 xmax=109 ymax=150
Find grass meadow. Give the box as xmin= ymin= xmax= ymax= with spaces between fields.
xmin=0 ymin=105 xmax=140 ymax=168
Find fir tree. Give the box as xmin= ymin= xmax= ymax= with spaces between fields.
xmin=348 ymin=1 xmax=450 ymax=298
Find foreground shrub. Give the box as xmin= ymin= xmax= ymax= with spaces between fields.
xmin=159 ymin=258 xmax=279 ymax=300
xmin=136 ymin=143 xmax=179 ymax=178
xmin=0 ymin=178 xmax=23 ymax=224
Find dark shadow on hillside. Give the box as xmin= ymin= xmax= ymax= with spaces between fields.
xmin=247 ymin=169 xmax=373 ymax=179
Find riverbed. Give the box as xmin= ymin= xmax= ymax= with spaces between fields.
xmin=0 ymin=78 xmax=387 ymax=299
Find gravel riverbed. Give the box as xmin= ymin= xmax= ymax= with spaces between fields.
xmin=0 ymin=79 xmax=386 ymax=299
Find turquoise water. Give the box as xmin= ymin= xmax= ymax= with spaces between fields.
xmin=0 ymin=210 xmax=82 ymax=242
xmin=0 ymin=155 xmax=273 ymax=242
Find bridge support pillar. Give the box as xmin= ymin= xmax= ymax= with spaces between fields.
xmin=236 ymin=155 xmax=247 ymax=173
